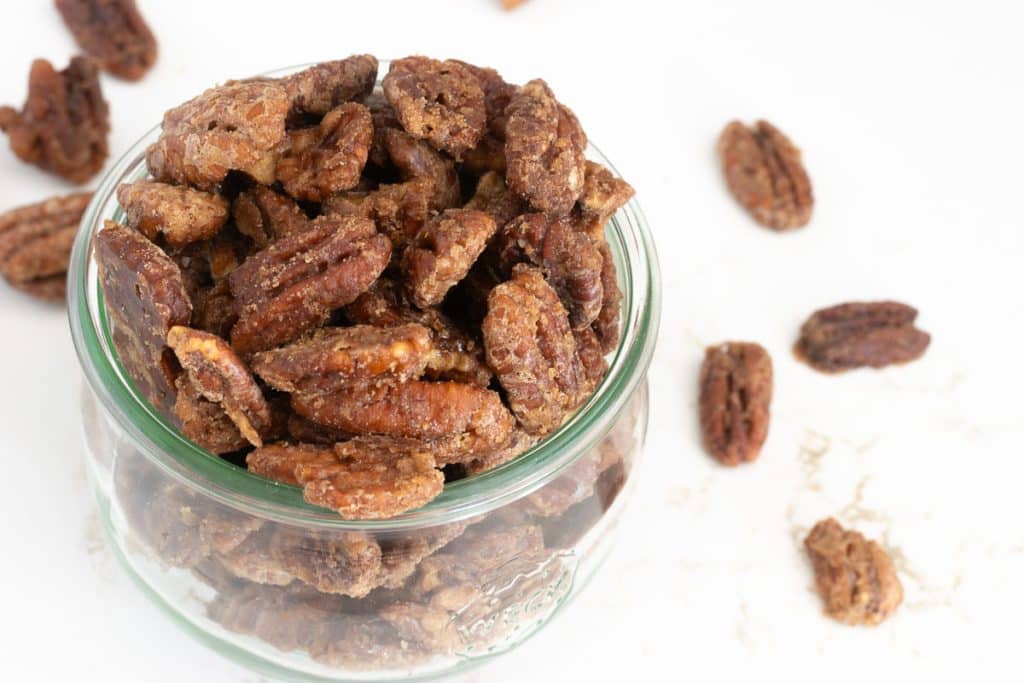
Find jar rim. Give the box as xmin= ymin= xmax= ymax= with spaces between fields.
xmin=67 ymin=62 xmax=662 ymax=531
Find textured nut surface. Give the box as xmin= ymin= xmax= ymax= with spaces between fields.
xmin=382 ymin=57 xmax=486 ymax=158
xmin=117 ymin=181 xmax=229 ymax=248
xmin=402 ymin=209 xmax=497 ymax=308
xmin=464 ymin=171 xmax=524 ymax=229
xmin=95 ymin=221 xmax=192 ymax=417
xmin=56 ymin=0 xmax=157 ymax=81
xmin=805 ymin=518 xmax=903 ymax=626
xmin=167 ymin=326 xmax=271 ymax=447
xmin=382 ymin=128 xmax=461 ymax=210
xmin=797 ymin=301 xmax=931 ymax=372
xmin=0 ymin=56 xmax=109 ymax=183
xmin=0 ymin=192 xmax=91 ymax=300
xmin=276 ymin=102 xmax=372 ymax=201
xmin=698 ymin=342 xmax=773 ymax=466
xmin=505 ymin=79 xmax=586 ymax=216
xmin=281 ymin=56 xmax=378 ymax=116
xmin=231 ymin=186 xmax=308 ymax=249
xmin=173 ymin=376 xmax=249 ymax=454
xmin=324 ymin=177 xmax=434 ymax=253
xmin=576 ymin=160 xmax=635 ymax=239
xmin=253 ymin=323 xmax=434 ymax=395
xmin=718 ymin=120 xmax=813 ymax=230
xmin=591 ymin=239 xmax=622 ymax=354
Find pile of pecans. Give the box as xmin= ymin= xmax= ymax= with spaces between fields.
xmin=93 ymin=55 xmax=635 ymax=520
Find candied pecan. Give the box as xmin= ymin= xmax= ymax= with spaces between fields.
xmin=465 ymin=428 xmax=537 ymax=475
xmin=253 ymin=323 xmax=434 ymax=395
xmin=575 ymin=160 xmax=635 ymax=239
xmin=483 ymin=266 xmax=581 ymax=435
xmin=146 ymin=80 xmax=289 ymax=190
xmin=266 ymin=528 xmax=383 ymax=597
xmin=116 ymin=181 xmax=229 ymax=248
xmin=248 ymin=438 xmax=444 ymax=519
xmin=286 ymin=414 xmax=352 ymax=445
xmin=0 ymin=192 xmax=90 ymax=300
xmin=55 ymin=0 xmax=157 ymax=81
xmin=804 ymin=518 xmax=903 ymax=626
xmin=522 ymin=452 xmax=601 ymax=517
xmin=497 ymin=213 xmax=603 ymax=329
xmin=796 ymin=301 xmax=931 ymax=372
xmin=217 ymin=529 xmax=298 ymax=586
xmin=167 ymin=326 xmax=271 ymax=447
xmin=276 ymin=102 xmax=372 ymax=201
xmin=228 ymin=215 xmax=390 ymax=355
xmin=95 ymin=221 xmax=192 ymax=416
xmin=232 ymin=186 xmax=308 ymax=249
xmin=173 ymin=376 xmax=248 ymax=454
xmin=462 ymin=134 xmax=507 ymax=176
xmin=505 ymin=79 xmax=587 ymax=216
xmin=699 ymin=342 xmax=773 ymax=466
xmin=379 ymin=603 xmax=461 ymax=653
xmin=377 ymin=522 xmax=467 ymax=589
xmin=382 ymin=57 xmax=486 ymax=158
xmin=292 ymin=382 xmax=513 ymax=459
xmin=324 ymin=177 xmax=433 ymax=253
xmin=363 ymin=90 xmax=401 ymax=168
xmin=345 ymin=279 xmax=493 ymax=386
xmin=198 ymin=506 xmax=264 ymax=556
xmin=280 ymin=55 xmax=378 ymax=116
xmin=592 ymin=239 xmax=622 ymax=353
xmin=451 ymin=61 xmax=516 ymax=139
xmin=574 ymin=325 xmax=609 ymax=396
xmin=382 ymin=128 xmax=460 ymax=209
xmin=718 ymin=120 xmax=813 ymax=230
xmin=0 ymin=56 xmax=108 ymax=183
xmin=412 ymin=524 xmax=545 ymax=594
xmin=402 ymin=209 xmax=497 ymax=308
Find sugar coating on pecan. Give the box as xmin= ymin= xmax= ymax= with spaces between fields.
xmin=450 ymin=61 xmax=516 ymax=140
xmin=805 ymin=518 xmax=903 ymax=626
xmin=382 ymin=128 xmax=461 ymax=210
xmin=592 ymin=239 xmax=622 ymax=354
xmin=575 ymin=160 xmax=635 ymax=239
xmin=505 ymin=79 xmax=587 ymax=216
xmin=281 ymin=55 xmax=378 ymax=117
xmin=718 ymin=120 xmax=813 ymax=230
xmin=231 ymin=186 xmax=308 ymax=249
xmin=56 ymin=0 xmax=157 ymax=81
xmin=167 ymin=326 xmax=271 ymax=447
xmin=324 ymin=177 xmax=434 ymax=253
xmin=699 ymin=342 xmax=773 ymax=466
xmin=95 ymin=221 xmax=192 ymax=417
xmin=252 ymin=323 xmax=434 ymax=395
xmin=0 ymin=56 xmax=109 ymax=183
xmin=483 ymin=266 xmax=582 ymax=435
xmin=797 ymin=301 xmax=930 ymax=372
xmin=173 ymin=376 xmax=249 ymax=454
xmin=402 ymin=209 xmax=498 ymax=308
xmin=228 ymin=215 xmax=390 ymax=355
xmin=276 ymin=102 xmax=372 ymax=202
xmin=116 ymin=181 xmax=229 ymax=248
xmin=382 ymin=57 xmax=486 ymax=158
xmin=0 ymin=191 xmax=91 ymax=300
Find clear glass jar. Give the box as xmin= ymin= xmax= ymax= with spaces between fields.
xmin=68 ymin=65 xmax=661 ymax=682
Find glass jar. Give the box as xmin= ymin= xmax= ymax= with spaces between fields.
xmin=68 ymin=64 xmax=661 ymax=682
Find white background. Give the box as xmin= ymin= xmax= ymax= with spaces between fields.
xmin=1 ymin=1 xmax=1022 ymax=681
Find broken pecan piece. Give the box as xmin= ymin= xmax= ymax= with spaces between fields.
xmin=382 ymin=57 xmax=486 ymax=158
xmin=167 ymin=326 xmax=271 ymax=447
xmin=276 ymin=102 xmax=373 ymax=202
xmin=0 ymin=192 xmax=91 ymax=300
xmin=95 ymin=221 xmax=192 ymax=417
xmin=505 ymin=79 xmax=587 ymax=216
xmin=228 ymin=215 xmax=390 ymax=355
xmin=804 ymin=518 xmax=903 ymax=626
xmin=248 ymin=438 xmax=444 ymax=519
xmin=483 ymin=266 xmax=581 ymax=435
xmin=797 ymin=301 xmax=931 ymax=372
xmin=575 ymin=160 xmax=635 ymax=239
xmin=173 ymin=376 xmax=249 ymax=454
xmin=231 ymin=186 xmax=308 ymax=249
xmin=116 ymin=181 xmax=229 ymax=248
xmin=402 ymin=209 xmax=498 ymax=308
xmin=382 ymin=128 xmax=460 ymax=209
xmin=718 ymin=120 xmax=813 ymax=230
xmin=324 ymin=177 xmax=434 ymax=253
xmin=0 ymin=56 xmax=109 ymax=183
xmin=698 ymin=342 xmax=773 ymax=466
xmin=252 ymin=323 xmax=434 ymax=395
xmin=55 ymin=0 xmax=157 ymax=81
xmin=465 ymin=171 xmax=524 ymax=228
xmin=281 ymin=55 xmax=378 ymax=117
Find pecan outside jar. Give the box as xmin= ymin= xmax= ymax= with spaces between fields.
xmin=67 ymin=63 xmax=661 ymax=682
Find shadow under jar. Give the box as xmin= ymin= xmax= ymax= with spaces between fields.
xmin=68 ymin=63 xmax=661 ymax=682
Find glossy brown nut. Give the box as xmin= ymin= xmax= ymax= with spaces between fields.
xmin=231 ymin=186 xmax=308 ymax=249
xmin=698 ymin=342 xmax=773 ymax=466
xmin=575 ymin=160 xmax=635 ymax=239
xmin=117 ymin=181 xmax=229 ymax=248
xmin=56 ymin=0 xmax=157 ymax=81
xmin=797 ymin=301 xmax=931 ymax=372
xmin=591 ymin=240 xmax=623 ymax=354
xmin=402 ymin=209 xmax=497 ymax=308
xmin=173 ymin=376 xmax=249 ymax=454
xmin=324 ymin=177 xmax=434 ymax=253
xmin=382 ymin=128 xmax=461 ymax=210
xmin=281 ymin=55 xmax=378 ymax=116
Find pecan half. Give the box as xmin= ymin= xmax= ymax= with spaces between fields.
xmin=276 ymin=102 xmax=373 ymax=201
xmin=592 ymin=240 xmax=622 ymax=353
xmin=505 ymin=79 xmax=587 ymax=216
xmin=382 ymin=57 xmax=486 ymax=158
xmin=95 ymin=221 xmax=192 ymax=417
xmin=402 ymin=209 xmax=497 ymax=308
xmin=280 ymin=55 xmax=378 ymax=117
xmin=324 ymin=177 xmax=434 ymax=253
xmin=805 ymin=518 xmax=903 ymax=626
xmin=247 ymin=438 xmax=444 ymax=519
xmin=718 ymin=120 xmax=812 ymax=230
xmin=797 ymin=301 xmax=930 ymax=372
xmin=382 ymin=128 xmax=460 ymax=210
xmin=252 ymin=323 xmax=434 ymax=395
xmin=698 ymin=342 xmax=773 ymax=466
xmin=228 ymin=215 xmax=390 ymax=355
xmin=231 ymin=186 xmax=308 ymax=249
xmin=483 ymin=265 xmax=582 ymax=435
xmin=575 ymin=160 xmax=635 ymax=239
xmin=167 ymin=326 xmax=271 ymax=447
xmin=0 ymin=56 xmax=109 ymax=183
xmin=116 ymin=181 xmax=229 ymax=248
xmin=0 ymin=192 xmax=91 ymax=300
xmin=55 ymin=0 xmax=157 ymax=81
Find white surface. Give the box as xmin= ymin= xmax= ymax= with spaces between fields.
xmin=1 ymin=0 xmax=1021 ymax=680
